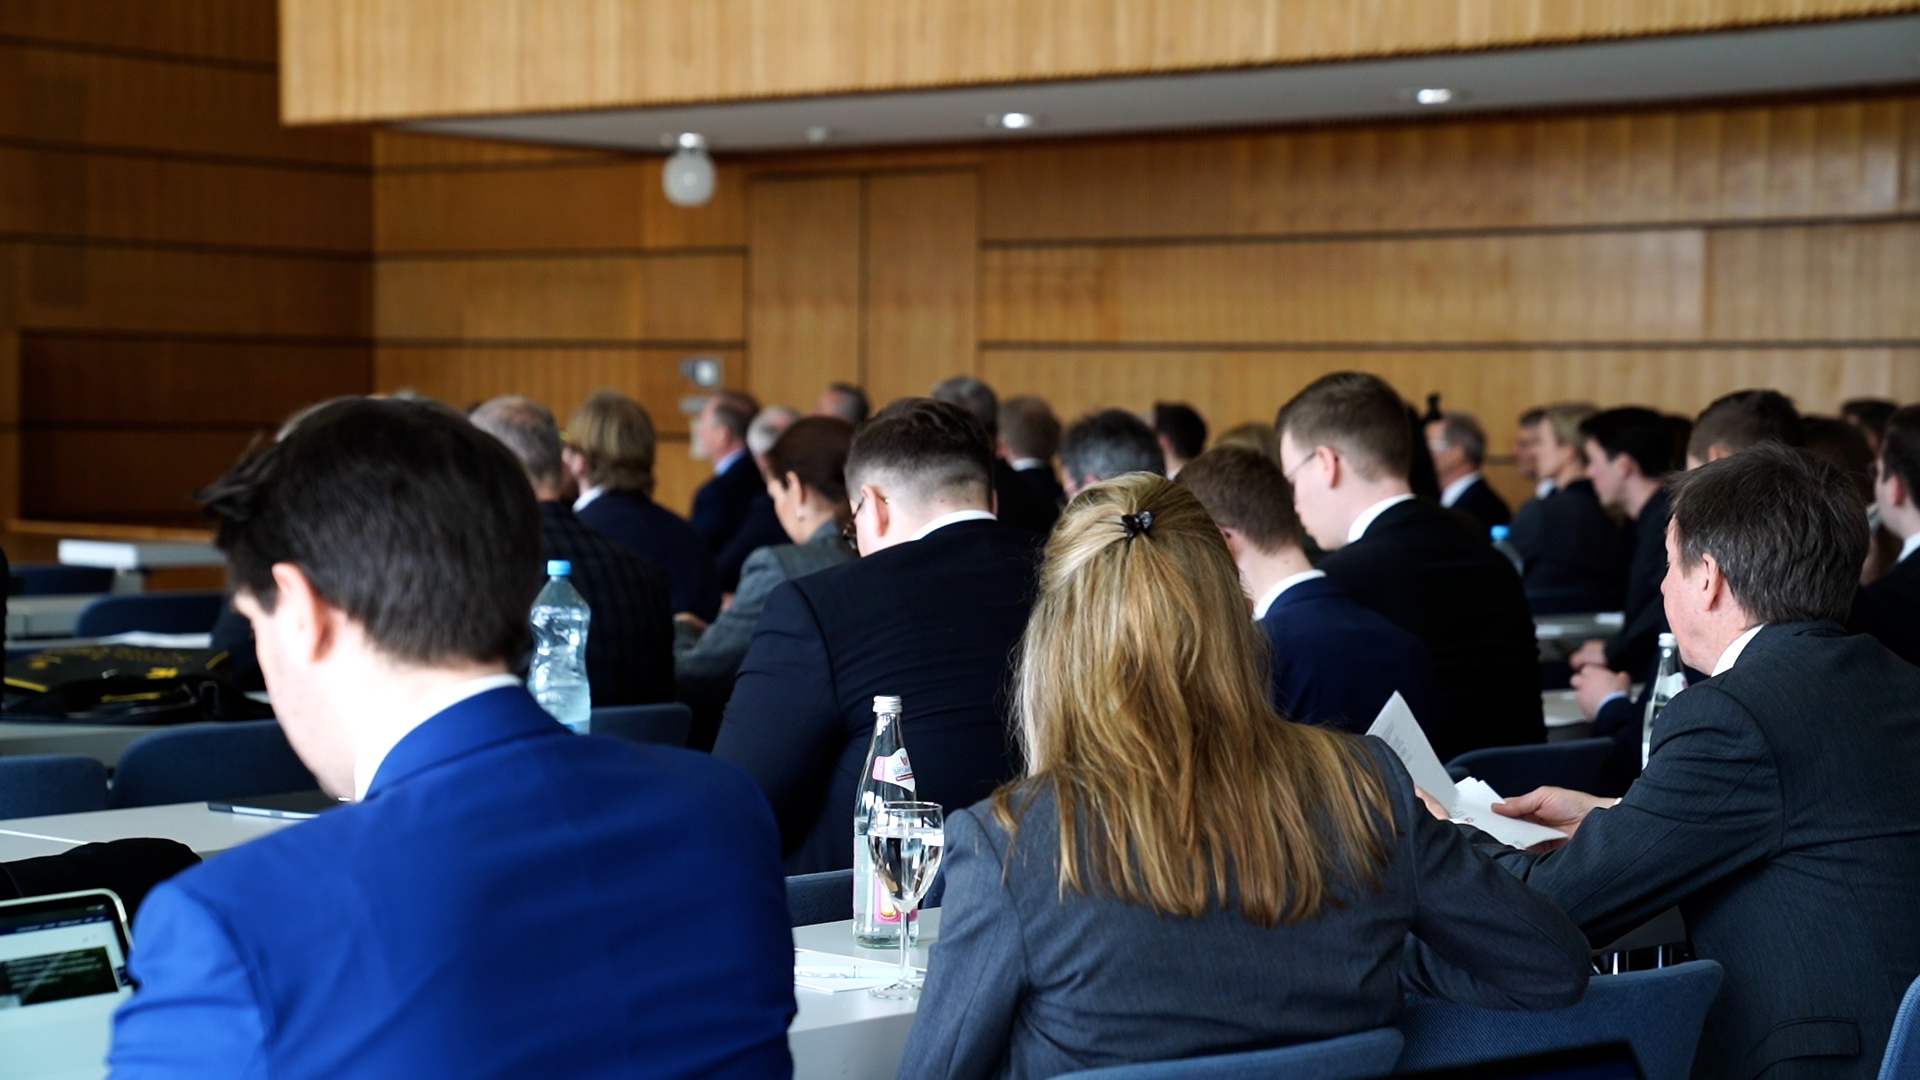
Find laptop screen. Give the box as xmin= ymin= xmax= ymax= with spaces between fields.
xmin=0 ymin=891 xmax=133 ymax=1080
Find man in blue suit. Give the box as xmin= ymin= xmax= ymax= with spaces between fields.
xmin=1178 ymin=447 xmax=1442 ymax=741
xmin=691 ymin=390 xmax=767 ymax=556
xmin=109 ymin=397 xmax=794 ymax=1080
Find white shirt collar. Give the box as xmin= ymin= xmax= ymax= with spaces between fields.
xmin=1347 ymin=494 xmax=1416 ymax=545
xmin=572 ymin=484 xmax=604 ymax=512
xmin=1439 ymin=471 xmax=1483 ymax=509
xmin=1535 ymin=478 xmax=1556 ymax=500
xmin=715 ymin=448 xmax=747 ymax=477
xmin=1253 ymin=569 xmax=1326 ymax=620
xmin=353 ymin=673 xmax=523 ymax=801
xmin=1009 ymin=458 xmax=1044 ymax=472
xmin=1711 ymin=625 xmax=1767 ymax=678
xmin=909 ymin=509 xmax=997 ymax=543
xmin=1901 ymin=533 xmax=1920 ymax=565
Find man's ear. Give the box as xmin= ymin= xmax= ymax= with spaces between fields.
xmin=863 ymin=483 xmax=892 ymax=538
xmin=1695 ymin=552 xmax=1730 ymax=612
xmin=1891 ymin=472 xmax=1910 ymax=511
xmin=268 ymin=562 xmax=338 ymax=663
xmin=1314 ymin=444 xmax=1341 ymax=488
xmin=1217 ymin=526 xmax=1246 ymax=562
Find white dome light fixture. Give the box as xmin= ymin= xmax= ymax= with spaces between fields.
xmin=987 ymin=111 xmax=1038 ymax=131
xmin=1413 ymin=88 xmax=1455 ymax=105
xmin=662 ymin=133 xmax=716 ymax=207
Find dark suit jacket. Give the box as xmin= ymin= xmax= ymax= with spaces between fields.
xmin=1606 ymin=488 xmax=1673 ymax=679
xmin=898 ymin=740 xmax=1590 ymax=1080
xmin=711 ymin=494 xmax=787 ymax=594
xmin=576 ymin=489 xmax=722 ymax=622
xmin=992 ymin=459 xmax=1060 ymax=537
xmin=209 ymin=602 xmax=264 ymax=692
xmin=1851 ymin=553 xmax=1920 ymax=668
xmin=110 ymin=686 xmax=795 ymax=1079
xmin=1319 ymin=498 xmax=1544 ymax=758
xmin=1014 ymin=462 xmax=1067 ymax=512
xmin=1447 ymin=476 xmax=1512 ymax=532
xmin=1509 ymin=479 xmax=1624 ymax=615
xmin=1259 ymin=575 xmax=1442 ymax=740
xmin=691 ymin=453 xmax=764 ymax=554
xmin=1466 ymin=624 xmax=1920 ymax=1080
xmin=714 ymin=520 xmax=1037 ymax=873
xmin=541 ymin=501 xmax=675 ymax=707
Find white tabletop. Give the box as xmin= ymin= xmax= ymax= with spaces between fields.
xmin=58 ymin=540 xmax=223 ymax=571
xmin=0 ymin=721 xmax=169 ymax=767
xmin=0 ymin=830 xmax=85 ymax=861
xmin=5 ymin=594 xmax=94 ymax=639
xmin=0 ymin=801 xmax=299 ymax=857
xmin=789 ymin=912 xmax=940 ymax=1080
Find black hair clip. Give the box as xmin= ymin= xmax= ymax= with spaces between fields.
xmin=1119 ymin=511 xmax=1154 ymax=539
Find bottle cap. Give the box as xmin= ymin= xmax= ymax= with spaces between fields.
xmin=872 ymin=695 xmax=902 ymax=714
xmin=1658 ymin=632 xmax=1677 ymax=647
xmin=1489 ymin=525 xmax=1510 ymax=542
xmin=547 ymin=560 xmax=571 ymax=577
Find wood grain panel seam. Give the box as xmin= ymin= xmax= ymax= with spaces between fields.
xmin=3 ymin=233 xmax=374 ymax=262
xmin=978 ymin=339 xmax=1920 ymax=352
xmin=0 ymin=136 xmax=372 ymax=176
xmin=0 ymin=32 xmax=278 ymax=73
xmin=980 ymin=214 xmax=1920 ymax=250
xmin=376 ymin=338 xmax=748 ymax=350
xmin=20 ymin=329 xmax=375 ymax=347
xmin=373 ymin=156 xmax=645 ymax=177
xmin=375 ymin=246 xmax=747 ymax=260
xmin=20 ymin=422 xmax=279 ymax=433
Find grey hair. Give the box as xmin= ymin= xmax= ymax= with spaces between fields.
xmin=470 ymin=395 xmax=563 ymax=486
xmin=747 ymin=406 xmax=799 ymax=456
xmin=1059 ymin=409 xmax=1165 ymax=488
xmin=1436 ymin=412 xmax=1489 ymax=467
xmin=930 ymin=375 xmax=1000 ymax=437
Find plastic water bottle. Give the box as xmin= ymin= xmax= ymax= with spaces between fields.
xmin=854 ymin=695 xmax=918 ymax=948
xmin=529 ymin=560 xmax=592 ymax=734
xmin=1490 ymin=524 xmax=1524 ymax=575
xmin=1641 ymin=632 xmax=1685 ymax=768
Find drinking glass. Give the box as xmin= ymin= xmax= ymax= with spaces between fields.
xmin=867 ymin=801 xmax=945 ymax=999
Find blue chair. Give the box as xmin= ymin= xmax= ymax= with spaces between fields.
xmin=1445 ymin=737 xmax=1615 ymax=795
xmin=589 ymin=703 xmax=692 ymax=748
xmin=1882 ymin=973 xmax=1920 ymax=1079
xmin=74 ymin=591 xmax=225 ymax=637
xmin=1395 ymin=960 xmax=1724 ymax=1080
xmin=0 ymin=754 xmax=109 ymax=819
xmin=108 ymin=720 xmax=316 ymax=809
xmin=9 ymin=565 xmax=116 ymax=597
xmin=787 ymin=869 xmax=853 ymax=928
xmin=1056 ymin=1028 xmax=1402 ymax=1080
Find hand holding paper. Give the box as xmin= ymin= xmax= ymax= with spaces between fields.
xmin=1366 ymin=693 xmax=1570 ymax=850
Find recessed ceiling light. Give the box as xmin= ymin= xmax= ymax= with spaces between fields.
xmin=1413 ymin=88 xmax=1455 ymax=105
xmin=988 ymin=112 xmax=1037 ymax=131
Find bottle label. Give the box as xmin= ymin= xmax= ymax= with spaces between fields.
xmin=871 ymin=749 xmax=916 ymax=791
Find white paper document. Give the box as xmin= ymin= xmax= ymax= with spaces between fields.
xmin=1365 ymin=693 xmax=1569 ymax=850
xmin=793 ymin=949 xmax=918 ymax=994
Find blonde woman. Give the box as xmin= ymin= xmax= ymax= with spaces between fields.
xmin=898 ymin=475 xmax=1589 ymax=1080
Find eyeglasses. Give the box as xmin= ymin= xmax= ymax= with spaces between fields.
xmin=844 ymin=492 xmax=889 ymax=544
xmin=1284 ymin=448 xmax=1328 ymax=482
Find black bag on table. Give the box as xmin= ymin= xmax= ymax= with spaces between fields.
xmin=2 ymin=645 xmax=271 ymax=724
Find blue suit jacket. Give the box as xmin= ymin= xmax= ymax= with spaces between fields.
xmin=577 ymin=488 xmax=723 ymax=621
xmin=109 ymin=687 xmax=795 ymax=1080
xmin=692 ymin=453 xmax=765 ymax=555
xmin=1259 ymin=576 xmax=1442 ymax=740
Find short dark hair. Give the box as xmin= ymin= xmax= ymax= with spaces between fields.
xmin=1877 ymin=405 xmax=1920 ymax=492
xmin=846 ymin=398 xmax=994 ymax=499
xmin=1276 ymin=372 xmax=1411 ymax=482
xmin=1688 ymin=389 xmax=1804 ymax=462
xmin=930 ymin=376 xmax=1000 ymax=437
xmin=1842 ymin=398 xmax=1898 ymax=441
xmin=1433 ymin=412 xmax=1488 ymax=467
xmin=1802 ymin=416 xmax=1875 ymax=503
xmin=999 ymin=395 xmax=1061 ymax=460
xmin=708 ymin=390 xmax=759 ymax=443
xmin=766 ymin=417 xmax=856 ymax=531
xmin=1059 ymin=409 xmax=1164 ymax=486
xmin=1518 ymin=407 xmax=1547 ymax=428
xmin=1176 ymin=447 xmax=1305 ymax=553
xmin=199 ymin=397 xmax=543 ymax=667
xmin=1667 ymin=443 xmax=1865 ymax=624
xmin=822 ymin=383 xmax=871 ymax=425
xmin=1580 ymin=407 xmax=1674 ymax=479
xmin=1151 ymin=402 xmax=1208 ymax=462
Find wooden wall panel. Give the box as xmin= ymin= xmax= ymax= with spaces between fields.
xmin=15 ymin=244 xmax=370 ymax=338
xmin=374 ymin=346 xmax=743 ymax=437
xmin=746 ymin=176 xmax=863 ymax=413
xmin=374 ymin=254 xmax=741 ymax=342
xmin=20 ymin=429 xmax=260 ymax=523
xmin=864 ymin=171 xmax=978 ymax=405
xmin=21 ymin=336 xmax=370 ymax=425
xmin=1707 ymin=222 xmax=1920 ymax=340
xmin=0 ymin=1 xmax=280 ymax=66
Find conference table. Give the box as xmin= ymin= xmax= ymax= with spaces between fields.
xmin=0 ymin=801 xmax=296 ymax=861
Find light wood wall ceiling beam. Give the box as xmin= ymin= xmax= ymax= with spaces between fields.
xmin=280 ymin=0 xmax=1920 ymax=124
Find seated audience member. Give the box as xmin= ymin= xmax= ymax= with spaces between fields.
xmin=1842 ymin=397 xmax=1898 ymax=456
xmin=999 ymin=394 xmax=1067 ymax=510
xmin=1803 ymin=415 xmax=1901 ymax=584
xmin=1278 ymin=373 xmax=1543 ymax=758
xmin=565 ymin=390 xmax=721 ymax=621
xmin=1513 ymin=407 xmax=1550 ymax=500
xmin=1404 ymin=404 xmax=1444 ymax=503
xmin=1444 ymin=444 xmax=1920 ymax=1080
xmin=715 ymin=400 xmax=1036 ymax=872
xmin=675 ymin=418 xmax=857 ymax=746
xmin=931 ymin=375 xmax=1059 ymax=535
xmin=1426 ymin=411 xmax=1510 ymax=531
xmin=1214 ymin=420 xmax=1284 ymax=466
xmin=111 ymin=397 xmax=793 ymax=1079
xmin=689 ymin=390 xmax=765 ymax=554
xmin=813 ymin=381 xmax=871 ymax=426
xmin=1854 ymin=406 xmax=1920 ymax=667
xmin=1685 ymin=387 xmax=1804 ymax=469
xmin=1179 ymin=448 xmax=1441 ymax=737
xmin=711 ymin=406 xmax=799 ymax=593
xmin=472 ymin=396 xmax=675 ymax=706
xmin=1058 ymin=408 xmax=1164 ymax=498
xmin=1508 ymin=403 xmax=1621 ymax=615
xmin=1150 ymin=401 xmax=1208 ymax=479
xmin=899 ymin=475 xmax=1589 ymax=1080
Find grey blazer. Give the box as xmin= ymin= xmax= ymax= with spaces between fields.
xmin=674 ymin=521 xmax=852 ymax=699
xmin=897 ymin=738 xmax=1591 ymax=1080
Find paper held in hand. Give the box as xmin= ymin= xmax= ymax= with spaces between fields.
xmin=1365 ymin=692 xmax=1569 ymax=850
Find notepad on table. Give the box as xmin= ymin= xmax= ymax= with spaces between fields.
xmin=793 ymin=948 xmax=918 ymax=994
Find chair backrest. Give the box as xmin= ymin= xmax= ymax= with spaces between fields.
xmin=1396 ymin=960 xmax=1724 ymax=1080
xmin=1445 ymin=737 xmax=1616 ymax=795
xmin=787 ymin=869 xmax=853 ymax=928
xmin=1054 ymin=1027 xmax=1403 ymax=1080
xmin=9 ymin=565 xmax=116 ymax=597
xmin=0 ymin=754 xmax=109 ymax=819
xmin=108 ymin=720 xmax=317 ymax=809
xmin=1881 ymin=973 xmax=1920 ymax=1080
xmin=74 ymin=591 xmax=226 ymax=637
xmin=589 ymin=703 xmax=692 ymax=749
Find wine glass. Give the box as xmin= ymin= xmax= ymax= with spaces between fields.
xmin=867 ymin=801 xmax=945 ymax=999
